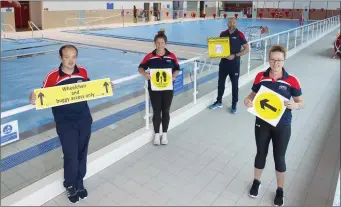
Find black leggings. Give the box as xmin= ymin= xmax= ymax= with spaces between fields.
xmin=254 ymin=118 xmax=291 ymax=172
xmin=149 ymin=90 xmax=173 ymax=134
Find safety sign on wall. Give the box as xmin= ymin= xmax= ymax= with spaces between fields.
xmin=34 ymin=78 xmax=113 ymax=110
xmin=150 ymin=68 xmax=173 ymax=91
xmin=247 ymin=85 xmax=288 ymax=127
xmin=1 ymin=120 xmax=19 ymax=146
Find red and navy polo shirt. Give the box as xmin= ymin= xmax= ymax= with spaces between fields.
xmin=42 ymin=64 xmax=91 ymax=123
xmin=139 ymin=49 xmax=180 ymax=90
xmin=252 ymin=68 xmax=302 ymax=125
xmin=219 ymin=29 xmax=248 ymax=63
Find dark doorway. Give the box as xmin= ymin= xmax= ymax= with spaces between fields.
xmin=153 ymin=3 xmax=161 ymax=21
xmin=14 ymin=1 xmax=30 ymax=30
xmin=199 ymin=1 xmax=205 ymax=17
xmin=144 ymin=2 xmax=150 ymax=21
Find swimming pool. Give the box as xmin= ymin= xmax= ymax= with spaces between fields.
xmin=67 ymin=18 xmax=311 ymax=47
xmin=1 ymin=39 xmax=149 ymax=133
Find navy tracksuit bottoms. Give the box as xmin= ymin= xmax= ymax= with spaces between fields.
xmin=56 ymin=116 xmax=92 ymax=189
xmin=217 ymin=61 xmax=240 ymax=105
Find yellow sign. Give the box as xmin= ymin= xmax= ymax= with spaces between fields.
xmin=254 ymin=92 xmax=283 ymax=120
xmin=207 ymin=37 xmax=231 ymax=58
xmin=247 ymin=85 xmax=287 ymax=127
xmin=34 ymin=78 xmax=113 ymax=110
xmin=150 ymin=68 xmax=173 ymax=91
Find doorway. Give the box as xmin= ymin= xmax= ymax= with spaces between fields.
xmin=153 ymin=3 xmax=161 ymax=21
xmin=199 ymin=1 xmax=205 ymax=17
xmin=144 ymin=2 xmax=150 ymax=21
xmin=14 ymin=1 xmax=30 ymax=31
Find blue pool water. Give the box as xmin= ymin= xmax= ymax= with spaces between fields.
xmin=69 ymin=18 xmax=311 ymax=47
xmin=1 ymin=39 xmax=149 ymax=133
xmin=2 ymin=38 xmax=55 ymax=51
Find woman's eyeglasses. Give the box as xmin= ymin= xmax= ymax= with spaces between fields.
xmin=269 ymin=59 xmax=284 ymax=63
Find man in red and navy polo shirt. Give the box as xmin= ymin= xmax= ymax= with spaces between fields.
xmin=209 ymin=17 xmax=250 ymax=113
xmin=29 ymin=45 xmax=113 ymax=203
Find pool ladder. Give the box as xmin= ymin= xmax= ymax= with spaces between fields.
xmin=28 ymin=21 xmax=44 ymax=39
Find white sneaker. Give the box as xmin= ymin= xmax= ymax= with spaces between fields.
xmin=161 ymin=133 xmax=168 ymax=145
xmin=153 ymin=133 xmax=160 ymax=145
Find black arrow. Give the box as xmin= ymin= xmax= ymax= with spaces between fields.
xmin=38 ymin=92 xmax=44 ymax=105
xmin=260 ymin=99 xmax=277 ymax=112
xmin=103 ymin=82 xmax=109 ymax=93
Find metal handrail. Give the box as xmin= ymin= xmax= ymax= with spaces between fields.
xmin=1 ymin=23 xmax=15 ymax=32
xmin=65 ymin=14 xmax=123 ymax=32
xmin=65 ymin=17 xmax=103 ymax=31
xmin=1 ymin=23 xmax=16 ymax=39
xmin=82 ymin=14 xmax=123 ymax=31
xmin=28 ymin=21 xmax=44 ymax=38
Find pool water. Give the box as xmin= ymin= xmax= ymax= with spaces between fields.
xmin=70 ymin=18 xmax=311 ymax=47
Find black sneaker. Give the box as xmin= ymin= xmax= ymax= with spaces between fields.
xmin=274 ymin=187 xmax=284 ymax=206
xmin=77 ymin=187 xmax=88 ymax=200
xmin=249 ymin=179 xmax=261 ymax=198
xmin=66 ymin=186 xmax=79 ymax=204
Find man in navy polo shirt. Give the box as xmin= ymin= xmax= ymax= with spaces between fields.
xmin=244 ymin=45 xmax=304 ymax=206
xmin=209 ymin=17 xmax=250 ymax=113
xmin=29 ymin=45 xmax=114 ymax=204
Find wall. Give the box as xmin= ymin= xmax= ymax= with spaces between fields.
xmin=1 ymin=8 xmax=15 ymax=32
xmin=44 ymin=1 xmax=100 ymax=11
xmin=310 ymin=1 xmax=340 ymax=20
xmin=161 ymin=8 xmax=172 ymax=20
xmin=255 ymin=1 xmax=339 ymax=20
xmin=326 ymin=1 xmax=341 ymax=17
xmin=186 ymin=1 xmax=198 ymax=16
xmin=205 ymin=1 xmax=217 ymax=17
xmin=205 ymin=1 xmax=216 ymax=7
xmin=159 ymin=1 xmax=172 ymax=20
xmin=41 ymin=1 xmax=177 ymax=29
xmin=43 ymin=1 xmax=147 ymax=10
xmin=205 ymin=7 xmax=216 ymax=17
xmin=41 ymin=1 xmax=150 ymax=29
xmin=29 ymin=1 xmax=42 ymax=28
xmin=113 ymin=1 xmax=145 ymax=9
xmin=43 ymin=10 xmax=80 ymax=29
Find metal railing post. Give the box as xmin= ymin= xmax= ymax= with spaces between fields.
xmin=193 ymin=61 xmax=198 ymax=104
xmin=144 ymin=80 xmax=150 ymax=129
xmin=294 ymin=29 xmax=297 ymax=48
xmin=307 ymin=25 xmax=310 ymax=41
xmin=247 ymin=44 xmax=251 ymax=75
xmin=263 ymin=39 xmax=267 ymax=65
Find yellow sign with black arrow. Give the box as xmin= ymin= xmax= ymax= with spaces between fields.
xmin=34 ymin=78 xmax=113 ymax=110
xmin=247 ymin=85 xmax=288 ymax=127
